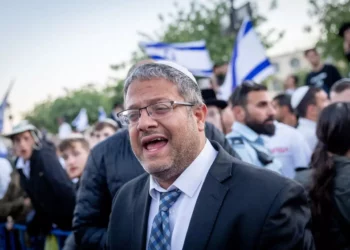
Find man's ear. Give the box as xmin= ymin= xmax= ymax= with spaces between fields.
xmin=194 ymin=104 xmax=207 ymax=132
xmin=232 ymin=106 xmax=245 ymax=122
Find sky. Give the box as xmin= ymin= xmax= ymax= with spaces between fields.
xmin=0 ymin=0 xmax=319 ymax=130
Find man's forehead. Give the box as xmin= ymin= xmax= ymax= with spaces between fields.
xmin=246 ymin=90 xmax=270 ymax=103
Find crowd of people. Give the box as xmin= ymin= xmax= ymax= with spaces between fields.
xmin=0 ymin=25 xmax=350 ymax=250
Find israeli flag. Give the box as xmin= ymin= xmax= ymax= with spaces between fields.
xmin=0 ymin=82 xmax=14 ymax=133
xmin=98 ymin=106 xmax=107 ymax=121
xmin=140 ymin=40 xmax=213 ymax=77
xmin=218 ymin=17 xmax=275 ymax=100
xmin=72 ymin=108 xmax=89 ymax=132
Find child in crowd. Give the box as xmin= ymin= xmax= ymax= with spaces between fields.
xmin=58 ymin=134 xmax=90 ymax=250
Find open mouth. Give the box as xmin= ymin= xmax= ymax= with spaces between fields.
xmin=142 ymin=136 xmax=168 ymax=152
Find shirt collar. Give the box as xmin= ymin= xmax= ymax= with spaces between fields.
xmin=149 ymin=139 xmax=217 ymax=199
xmin=232 ymin=121 xmax=259 ymax=142
xmin=16 ymin=157 xmax=30 ymax=170
xmin=298 ymin=118 xmax=316 ymax=129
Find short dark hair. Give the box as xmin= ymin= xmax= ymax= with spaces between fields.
xmin=113 ymin=102 xmax=123 ymax=109
xmin=273 ymin=93 xmax=293 ymax=113
xmin=304 ymin=48 xmax=318 ymax=57
xmin=213 ymin=62 xmax=228 ymax=70
xmin=229 ymin=81 xmax=267 ymax=107
xmin=295 ymin=87 xmax=322 ymax=117
xmin=58 ymin=137 xmax=90 ymax=153
xmin=330 ymin=78 xmax=350 ymax=93
xmin=289 ymin=75 xmax=299 ymax=85
xmin=94 ymin=121 xmax=118 ymax=132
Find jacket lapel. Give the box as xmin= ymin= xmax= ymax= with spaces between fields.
xmin=183 ymin=141 xmax=233 ymax=250
xmin=132 ymin=176 xmax=152 ymax=250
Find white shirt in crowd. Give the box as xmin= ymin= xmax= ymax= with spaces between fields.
xmin=16 ymin=157 xmax=31 ymax=179
xmin=263 ymin=122 xmax=312 ymax=179
xmin=147 ymin=139 xmax=218 ymax=250
xmin=58 ymin=122 xmax=72 ymax=140
xmin=0 ymin=158 xmax=13 ymax=199
xmin=297 ymin=118 xmax=318 ymax=152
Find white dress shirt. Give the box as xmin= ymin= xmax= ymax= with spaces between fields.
xmin=263 ymin=122 xmax=312 ymax=179
xmin=0 ymin=158 xmax=13 ymax=199
xmin=297 ymin=118 xmax=318 ymax=152
xmin=147 ymin=139 xmax=218 ymax=250
xmin=16 ymin=157 xmax=31 ymax=179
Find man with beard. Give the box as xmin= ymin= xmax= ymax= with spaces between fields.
xmin=226 ymin=81 xmax=282 ymax=173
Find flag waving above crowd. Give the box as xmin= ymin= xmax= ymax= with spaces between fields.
xmin=140 ymin=40 xmax=213 ymax=77
xmin=218 ymin=17 xmax=275 ymax=100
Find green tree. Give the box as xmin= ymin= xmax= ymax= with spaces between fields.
xmin=306 ymin=0 xmax=350 ymax=63
xmin=25 ymin=84 xmax=113 ymax=133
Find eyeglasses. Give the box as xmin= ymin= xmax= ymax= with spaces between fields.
xmin=117 ymin=101 xmax=195 ymax=125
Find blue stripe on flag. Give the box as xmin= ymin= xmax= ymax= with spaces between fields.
xmin=243 ymin=21 xmax=253 ymax=36
xmin=149 ymin=55 xmax=166 ymax=60
xmin=143 ymin=43 xmax=206 ymax=50
xmin=231 ymin=37 xmax=239 ymax=90
xmin=243 ymin=59 xmax=271 ymax=81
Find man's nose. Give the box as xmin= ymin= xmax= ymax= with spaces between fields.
xmin=137 ymin=109 xmax=158 ymax=131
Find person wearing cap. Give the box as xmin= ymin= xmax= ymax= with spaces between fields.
xmin=201 ymin=88 xmax=227 ymax=133
xmin=73 ymin=61 xmax=243 ymax=249
xmin=3 ymin=121 xmax=76 ymax=238
xmin=339 ymin=22 xmax=350 ymax=63
xmin=272 ymin=93 xmax=298 ymax=128
xmin=291 ymin=86 xmax=329 ymax=152
xmin=330 ymin=78 xmax=350 ymax=103
xmin=226 ymin=81 xmax=282 ymax=173
xmin=58 ymin=134 xmax=90 ymax=250
xmin=106 ymin=62 xmax=314 ymax=249
xmin=304 ymin=48 xmax=342 ymax=94
xmin=92 ymin=118 xmax=119 ymax=145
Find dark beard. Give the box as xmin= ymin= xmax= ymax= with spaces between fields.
xmin=245 ymin=117 xmax=276 ymax=136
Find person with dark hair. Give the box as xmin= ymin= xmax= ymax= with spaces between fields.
xmin=200 ymin=88 xmax=227 ymax=133
xmin=284 ymin=74 xmax=299 ymax=94
xmin=272 ymin=93 xmax=298 ymax=127
xmin=226 ymin=81 xmax=282 ymax=173
xmin=3 ymin=120 xmax=76 ymax=246
xmin=330 ymin=78 xmax=350 ymax=102
xmin=309 ymin=102 xmax=350 ymax=250
xmin=92 ymin=118 xmax=119 ymax=145
xmin=291 ymin=86 xmax=329 ymax=151
xmin=304 ymin=48 xmax=342 ymax=94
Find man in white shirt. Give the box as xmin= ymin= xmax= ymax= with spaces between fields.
xmin=58 ymin=116 xmax=72 ymax=140
xmin=106 ymin=61 xmax=314 ymax=249
xmin=263 ymin=121 xmax=312 ymax=179
xmin=291 ymin=86 xmax=329 ymax=152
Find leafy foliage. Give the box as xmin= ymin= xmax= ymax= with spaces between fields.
xmin=25 ymin=85 xmax=114 ymax=133
xmin=306 ymin=0 xmax=350 ymax=63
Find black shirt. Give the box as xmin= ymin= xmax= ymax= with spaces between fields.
xmin=305 ymin=64 xmax=342 ymax=94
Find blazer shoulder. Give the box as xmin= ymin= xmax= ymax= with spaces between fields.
xmin=112 ymin=172 xmax=149 ymax=205
xmin=230 ymin=157 xmax=301 ymax=194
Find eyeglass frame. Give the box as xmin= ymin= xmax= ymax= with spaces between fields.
xmin=117 ymin=100 xmax=196 ymax=125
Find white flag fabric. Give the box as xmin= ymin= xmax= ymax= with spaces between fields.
xmin=140 ymin=40 xmax=213 ymax=77
xmin=98 ymin=106 xmax=107 ymax=121
xmin=72 ymin=108 xmax=89 ymax=132
xmin=218 ymin=17 xmax=275 ymax=100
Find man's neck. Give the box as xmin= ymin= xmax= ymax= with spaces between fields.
xmin=313 ymin=63 xmax=324 ymax=72
xmin=283 ymin=115 xmax=298 ymax=127
xmin=304 ymin=115 xmax=317 ymax=122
